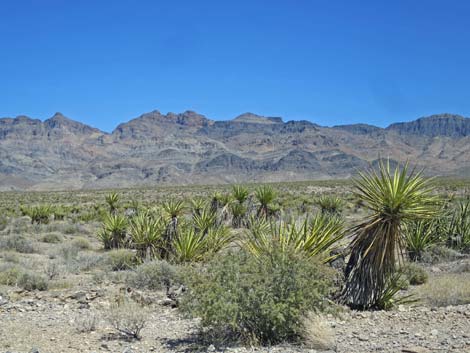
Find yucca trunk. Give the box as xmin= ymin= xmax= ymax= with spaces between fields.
xmin=343 ymin=218 xmax=402 ymax=308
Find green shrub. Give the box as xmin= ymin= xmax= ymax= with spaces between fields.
xmin=107 ymin=249 xmax=137 ymax=271
xmin=0 ymin=266 xmax=23 ymax=285
xmin=0 ymin=216 xmax=7 ymax=231
xmin=181 ymin=247 xmax=334 ymax=345
xmin=1 ymin=235 xmax=36 ymax=253
xmin=420 ymin=245 xmax=463 ymax=264
xmin=17 ymin=271 xmax=49 ymax=291
xmin=71 ymin=237 xmax=92 ymax=250
xmin=401 ymin=262 xmax=428 ymax=285
xmin=126 ymin=260 xmax=178 ymax=290
xmin=41 ymin=232 xmax=63 ymax=244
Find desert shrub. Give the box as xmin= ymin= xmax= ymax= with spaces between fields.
xmin=72 ymin=311 xmax=98 ymax=333
xmin=71 ymin=237 xmax=92 ymax=250
xmin=181 ymin=247 xmax=334 ymax=345
xmin=107 ymin=249 xmax=137 ymax=271
xmin=1 ymin=235 xmax=36 ymax=254
xmin=420 ymin=244 xmax=463 ymax=264
xmin=44 ymin=262 xmax=62 ymax=280
xmin=57 ymin=244 xmax=104 ymax=273
xmin=41 ymin=232 xmax=63 ymax=244
xmin=126 ymin=260 xmax=177 ymax=290
xmin=0 ymin=251 xmax=20 ymax=263
xmin=17 ymin=271 xmax=49 ymax=291
xmin=0 ymin=266 xmax=23 ymax=286
xmin=105 ymin=300 xmax=147 ymax=339
xmin=401 ymin=262 xmax=428 ymax=285
xmin=301 ymin=313 xmax=336 ymax=351
xmin=0 ymin=216 xmax=7 ymax=231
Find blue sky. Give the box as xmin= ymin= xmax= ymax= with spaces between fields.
xmin=1 ymin=0 xmax=470 ymax=132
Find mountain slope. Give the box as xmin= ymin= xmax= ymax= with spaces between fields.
xmin=0 ymin=111 xmax=469 ymax=190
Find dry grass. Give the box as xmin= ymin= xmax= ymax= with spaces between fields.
xmin=301 ymin=312 xmax=336 ymax=351
xmin=413 ymin=273 xmax=470 ymax=307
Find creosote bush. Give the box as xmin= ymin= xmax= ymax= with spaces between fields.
xmin=126 ymin=260 xmax=178 ymax=290
xmin=107 ymin=249 xmax=138 ymax=271
xmin=105 ymin=300 xmax=147 ymax=340
xmin=181 ymin=247 xmax=334 ymax=345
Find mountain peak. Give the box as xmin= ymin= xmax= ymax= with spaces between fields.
xmin=233 ymin=112 xmax=283 ymax=124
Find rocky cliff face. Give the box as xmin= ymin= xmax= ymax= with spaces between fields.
xmin=0 ymin=111 xmax=469 ymax=190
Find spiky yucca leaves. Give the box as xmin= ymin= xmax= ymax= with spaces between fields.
xmin=190 ymin=197 xmax=208 ymax=217
xmin=193 ymin=207 xmax=217 ymax=234
xmin=244 ymin=214 xmax=344 ymax=263
xmin=232 ymin=185 xmax=249 ymax=204
xmin=315 ymin=195 xmax=344 ymax=215
xmin=231 ymin=202 xmax=248 ymax=228
xmin=343 ymin=161 xmax=438 ymax=309
xmin=129 ymin=211 xmax=166 ymax=259
xmin=105 ymin=192 xmax=119 ymax=214
xmin=231 ymin=185 xmax=249 ymax=227
xmin=98 ymin=213 xmax=128 ymax=249
xmin=255 ymin=185 xmax=276 ymax=219
xmin=446 ymin=200 xmax=470 ymax=251
xmin=404 ymin=220 xmax=439 ymax=261
xmin=21 ymin=204 xmax=53 ymax=224
xmin=173 ymin=224 xmax=232 ymax=263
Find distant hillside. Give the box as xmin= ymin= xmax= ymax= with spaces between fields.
xmin=0 ymin=111 xmax=469 ymax=190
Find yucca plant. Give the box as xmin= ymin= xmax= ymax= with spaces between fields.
xmin=173 ymin=227 xmax=207 ymax=263
xmin=232 ymin=185 xmax=249 ymax=204
xmin=21 ymin=204 xmax=53 ymax=224
xmin=190 ymin=197 xmax=208 ymax=217
xmin=374 ymin=272 xmax=418 ymax=310
xmin=245 ymin=214 xmax=344 ymax=263
xmin=342 ymin=161 xmax=438 ymax=309
xmin=129 ymin=211 xmax=165 ymax=259
xmin=173 ymin=224 xmax=232 ymax=263
xmin=192 ymin=207 xmax=217 ymax=235
xmin=255 ymin=185 xmax=276 ymax=219
xmin=98 ymin=213 xmax=128 ymax=250
xmin=231 ymin=202 xmax=248 ymax=228
xmin=162 ymin=199 xmax=185 ymax=260
xmin=105 ymin=192 xmax=120 ymax=214
xmin=315 ymin=195 xmax=344 ymax=215
xmin=404 ymin=220 xmax=439 ymax=261
xmin=445 ymin=200 xmax=470 ymax=251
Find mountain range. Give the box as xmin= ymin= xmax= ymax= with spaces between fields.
xmin=1 ymin=111 xmax=469 ymax=190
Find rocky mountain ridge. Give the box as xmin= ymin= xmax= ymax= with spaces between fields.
xmin=0 ymin=111 xmax=469 ymax=190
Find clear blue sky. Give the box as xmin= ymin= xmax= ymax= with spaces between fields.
xmin=1 ymin=0 xmax=470 ymax=132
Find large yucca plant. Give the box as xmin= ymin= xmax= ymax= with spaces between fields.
xmin=342 ymin=161 xmax=438 ymax=309
xmin=162 ymin=199 xmax=185 ymax=259
xmin=232 ymin=185 xmax=249 ymax=204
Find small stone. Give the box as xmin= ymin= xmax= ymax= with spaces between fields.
xmin=30 ymin=348 xmax=40 ymax=353
xmin=207 ymin=344 xmax=216 ymax=351
xmin=430 ymin=329 xmax=439 ymax=336
xmin=402 ymin=347 xmax=430 ymax=353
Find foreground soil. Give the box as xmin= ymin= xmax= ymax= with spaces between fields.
xmin=1 ymin=284 xmax=469 ymax=353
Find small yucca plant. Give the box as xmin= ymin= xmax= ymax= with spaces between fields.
xmin=404 ymin=220 xmax=439 ymax=261
xmin=105 ymin=192 xmax=120 ymax=214
xmin=232 ymin=185 xmax=249 ymax=204
xmin=315 ymin=196 xmax=344 ymax=215
xmin=245 ymin=214 xmax=344 ymax=263
xmin=129 ymin=211 xmax=165 ymax=259
xmin=99 ymin=213 xmax=128 ymax=250
xmin=255 ymin=185 xmax=276 ymax=219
